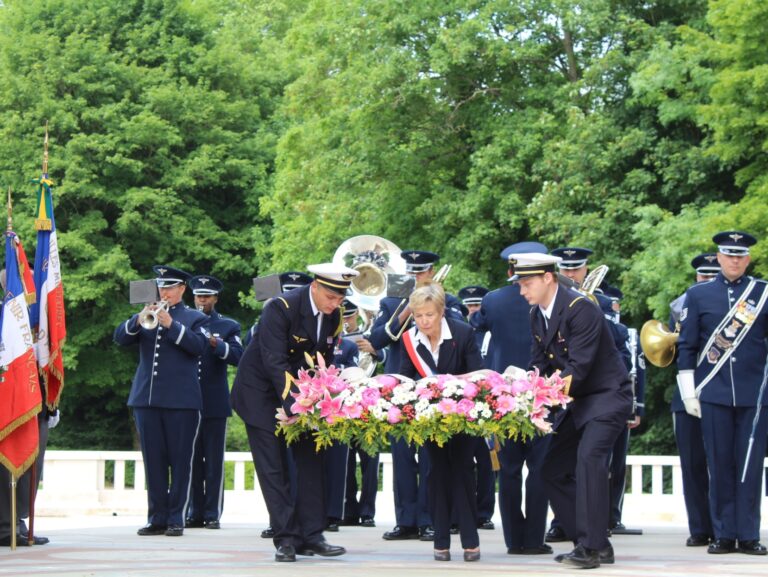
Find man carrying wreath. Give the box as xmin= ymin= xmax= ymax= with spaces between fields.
xmin=513 ymin=253 xmax=633 ymax=569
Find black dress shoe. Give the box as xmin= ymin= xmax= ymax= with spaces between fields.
xmin=707 ymin=538 xmax=736 ymax=554
xmin=419 ymin=525 xmax=435 ymax=541
xmin=261 ymin=526 xmax=275 ymax=539
xmin=204 ymin=520 xmax=220 ymax=530
xmin=433 ymin=549 xmax=451 ymax=561
xmin=545 ymin=525 xmax=567 ymax=543
xmin=165 ymin=525 xmax=184 ymax=537
xmin=0 ymin=534 xmax=49 ymax=546
xmin=185 ymin=518 xmax=205 ymax=528
xmin=560 ymin=544 xmax=600 ymax=569
xmin=326 ymin=521 xmax=339 ymax=532
xmin=361 ymin=517 xmax=376 ymax=527
xmin=738 ymin=540 xmax=768 ymax=555
xmin=463 ymin=549 xmax=481 ymax=562
xmin=383 ymin=525 xmax=419 ymax=540
xmin=686 ymin=534 xmax=711 ymax=547
xmin=297 ymin=541 xmax=346 ymax=557
xmin=137 ymin=523 xmax=167 ymax=536
xmin=275 ymin=544 xmax=296 ymax=562
xmin=478 ymin=518 xmax=494 ymax=530
xmin=521 ymin=544 xmax=553 ymax=555
xmin=598 ymin=545 xmax=615 ymax=564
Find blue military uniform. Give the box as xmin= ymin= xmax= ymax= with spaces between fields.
xmin=325 ymin=307 xmax=360 ymax=530
xmin=677 ymin=232 xmax=768 ymax=554
xmin=471 ymin=241 xmax=552 ymax=553
xmin=185 ymin=275 xmax=243 ymax=528
xmin=114 ymin=265 xmax=209 ymax=535
xmin=458 ymin=285 xmax=495 ymax=529
xmin=368 ymin=250 xmax=462 ymax=540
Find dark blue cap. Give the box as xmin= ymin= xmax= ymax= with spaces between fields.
xmin=189 ymin=275 xmax=223 ymax=295
xmin=599 ymin=280 xmax=623 ymax=301
xmin=500 ymin=241 xmax=549 ymax=262
xmin=400 ymin=250 xmax=440 ymax=273
xmin=458 ymin=285 xmax=489 ymax=305
xmin=551 ymin=247 xmax=593 ymax=269
xmin=153 ymin=265 xmax=191 ymax=288
xmin=691 ymin=253 xmax=720 ymax=275
xmin=342 ymin=299 xmax=359 ymax=316
xmin=279 ymin=271 xmax=313 ymax=292
xmin=712 ymin=231 xmax=756 ymax=256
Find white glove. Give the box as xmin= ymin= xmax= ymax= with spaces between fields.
xmin=677 ymin=371 xmax=701 ymax=418
xmin=48 ymin=410 xmax=61 ymax=429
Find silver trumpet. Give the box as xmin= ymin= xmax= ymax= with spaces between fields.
xmin=138 ymin=301 xmax=169 ymax=330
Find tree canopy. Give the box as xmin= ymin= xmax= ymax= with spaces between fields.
xmin=0 ymin=0 xmax=765 ymax=453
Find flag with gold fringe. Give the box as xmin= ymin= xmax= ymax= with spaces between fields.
xmin=29 ymin=128 xmax=66 ymax=410
xmin=0 ymin=221 xmax=42 ymax=476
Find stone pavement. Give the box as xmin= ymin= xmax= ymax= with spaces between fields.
xmin=0 ymin=515 xmax=766 ymax=577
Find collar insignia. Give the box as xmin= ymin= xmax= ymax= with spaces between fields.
xmin=293 ymin=335 xmax=308 ymax=343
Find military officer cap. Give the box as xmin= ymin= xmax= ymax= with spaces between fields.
xmin=279 ymin=271 xmax=313 ymax=292
xmin=599 ymin=280 xmax=624 ymax=301
xmin=189 ymin=275 xmax=223 ymax=295
xmin=153 ymin=265 xmax=191 ymax=288
xmin=551 ymin=247 xmax=593 ymax=270
xmin=712 ymin=231 xmax=756 ymax=257
xmin=400 ymin=250 xmax=440 ymax=274
xmin=508 ymin=253 xmax=562 ymax=282
xmin=342 ymin=298 xmax=359 ymax=317
xmin=500 ymin=241 xmax=548 ymax=262
xmin=307 ymin=263 xmax=359 ymax=295
xmin=458 ymin=285 xmax=489 ymax=306
xmin=691 ymin=253 xmax=721 ymax=277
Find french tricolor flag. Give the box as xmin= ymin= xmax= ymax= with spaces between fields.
xmin=30 ymin=171 xmax=66 ymax=410
xmin=0 ymin=231 xmax=42 ymax=476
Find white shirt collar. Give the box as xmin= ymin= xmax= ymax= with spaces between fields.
xmin=308 ymin=286 xmax=320 ymax=317
xmin=539 ymin=285 xmax=559 ymax=319
xmin=414 ymin=317 xmax=452 ymax=359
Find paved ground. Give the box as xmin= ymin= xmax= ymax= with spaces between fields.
xmin=1 ymin=515 xmax=767 ymax=576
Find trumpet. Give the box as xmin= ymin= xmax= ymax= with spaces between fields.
xmin=138 ymin=301 xmax=169 ymax=330
xmin=384 ymin=263 xmax=452 ymax=341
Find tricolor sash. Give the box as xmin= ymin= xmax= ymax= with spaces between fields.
xmin=402 ymin=329 xmax=434 ymax=378
xmin=695 ymin=278 xmax=768 ymax=394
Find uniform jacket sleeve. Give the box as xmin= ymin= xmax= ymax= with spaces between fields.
xmin=166 ymin=312 xmax=208 ymax=357
xmin=558 ymin=299 xmax=604 ymax=393
xmin=213 ymin=319 xmax=244 ymax=367
xmin=676 ymin=286 xmax=701 ymax=372
xmin=256 ymin=298 xmax=295 ymax=408
xmin=114 ymin=314 xmax=141 ymax=345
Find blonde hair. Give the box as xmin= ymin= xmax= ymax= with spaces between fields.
xmin=409 ymin=281 xmax=445 ymax=312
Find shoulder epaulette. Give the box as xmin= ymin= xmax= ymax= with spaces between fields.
xmin=569 ymin=296 xmax=585 ymax=308
xmin=276 ymin=297 xmax=289 ymax=309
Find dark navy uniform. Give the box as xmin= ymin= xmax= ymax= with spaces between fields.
xmin=368 ymin=250 xmax=463 ymax=539
xmin=114 ymin=266 xmax=209 ymax=532
xmin=471 ymin=242 xmax=552 ymax=553
xmin=186 ymin=275 xmax=243 ymax=527
xmin=324 ymin=335 xmax=359 ymax=528
xmin=677 ymin=232 xmax=768 ymax=550
xmin=231 ymin=267 xmax=353 ymax=557
xmin=526 ymin=271 xmax=632 ymax=555
xmin=399 ymin=316 xmax=484 ymax=552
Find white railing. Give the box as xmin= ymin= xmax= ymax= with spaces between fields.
xmin=35 ymin=451 xmax=768 ymax=525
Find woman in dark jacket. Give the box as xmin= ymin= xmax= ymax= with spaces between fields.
xmin=399 ymin=282 xmax=484 ymax=561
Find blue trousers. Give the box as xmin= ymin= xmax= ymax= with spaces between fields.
xmin=498 ymin=434 xmax=550 ymax=550
xmin=345 ymin=446 xmax=379 ymax=520
xmin=133 ymin=407 xmax=201 ymax=527
xmin=390 ymin=437 xmax=431 ymax=528
xmin=324 ymin=442 xmax=349 ymax=521
xmin=673 ymin=410 xmax=712 ymax=537
xmin=189 ymin=417 xmax=227 ymax=523
xmin=700 ymin=402 xmax=768 ymax=541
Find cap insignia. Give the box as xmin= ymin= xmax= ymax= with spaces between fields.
xmin=729 ymin=233 xmax=744 ymax=242
xmin=563 ymin=249 xmax=576 ymax=257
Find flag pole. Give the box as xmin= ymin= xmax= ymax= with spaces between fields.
xmin=6 ymin=188 xmax=17 ymax=551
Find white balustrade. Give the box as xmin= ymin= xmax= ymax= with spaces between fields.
xmin=34 ymin=450 xmax=768 ymax=526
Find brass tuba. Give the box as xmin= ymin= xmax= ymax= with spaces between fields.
xmin=640 ymin=320 xmax=679 ymax=368
xmin=333 ymin=235 xmax=406 ymax=376
xmin=578 ymin=264 xmax=610 ymax=305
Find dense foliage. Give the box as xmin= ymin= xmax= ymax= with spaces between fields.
xmin=0 ymin=0 xmax=764 ymax=453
